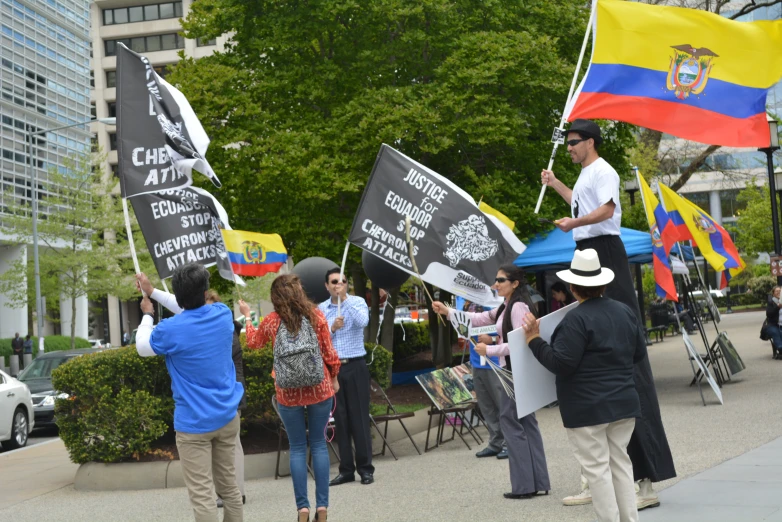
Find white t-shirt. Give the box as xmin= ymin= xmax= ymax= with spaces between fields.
xmin=570 ymin=157 xmax=622 ymax=242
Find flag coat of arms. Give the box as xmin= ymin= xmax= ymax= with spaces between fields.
xmin=348 ymin=144 xmax=525 ymax=306
xmin=638 ymin=174 xmax=677 ymax=301
xmin=564 ymin=0 xmax=782 ymax=147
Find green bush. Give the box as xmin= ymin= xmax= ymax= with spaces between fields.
xmin=53 ymin=339 xmax=393 ymax=464
xmin=393 ymin=320 xmax=430 ymax=360
xmin=0 ymin=335 xmax=90 ymax=366
xmin=747 ymin=275 xmax=776 ymax=302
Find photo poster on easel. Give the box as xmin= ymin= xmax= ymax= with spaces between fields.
xmin=717 ymin=331 xmax=745 ymax=375
xmin=451 ymin=364 xmax=477 ymax=400
xmin=683 ymin=332 xmax=723 ymax=405
xmin=508 ymin=302 xmax=579 ymax=419
xmin=415 ymin=368 xmax=475 ymax=411
xmin=468 ymin=324 xmax=498 ymax=366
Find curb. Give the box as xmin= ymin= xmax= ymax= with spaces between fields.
xmin=74 ymin=407 xmax=435 ymax=491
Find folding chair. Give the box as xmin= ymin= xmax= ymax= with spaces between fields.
xmin=368 ymin=378 xmax=422 ymax=459
xmin=271 ymin=395 xmax=339 ymax=480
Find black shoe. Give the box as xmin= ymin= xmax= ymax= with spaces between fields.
xmin=329 ymin=473 xmax=355 ymax=486
xmin=216 ymin=498 xmax=223 ymax=508
xmin=475 ymin=447 xmax=500 ymax=458
xmin=360 ymin=473 xmax=374 ymax=485
xmin=504 ymin=491 xmax=548 ymax=499
xmin=242 ymin=495 xmax=246 ymax=505
xmin=496 ymin=448 xmax=509 ymax=460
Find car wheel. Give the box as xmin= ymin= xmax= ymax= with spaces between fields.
xmin=5 ymin=408 xmax=29 ymax=450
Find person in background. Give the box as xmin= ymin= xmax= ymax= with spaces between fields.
xmin=11 ymin=332 xmax=24 ymax=372
xmin=319 ymin=268 xmax=374 ymax=487
xmin=433 ymin=264 xmax=550 ymax=500
xmin=135 ymin=264 xmax=244 ymax=522
xmin=524 ymin=249 xmax=645 ymax=522
xmin=23 ymin=334 xmax=33 ymax=355
xmin=550 ymin=281 xmax=576 ymax=312
xmin=767 ymin=286 xmax=782 ymax=358
xmin=242 ymin=275 xmax=340 ymax=522
xmin=470 ymin=330 xmax=508 ymax=460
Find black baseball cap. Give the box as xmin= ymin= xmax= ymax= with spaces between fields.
xmin=568 ymin=119 xmax=603 ymax=146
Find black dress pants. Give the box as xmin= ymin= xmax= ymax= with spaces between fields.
xmin=334 ymin=358 xmax=374 ymax=476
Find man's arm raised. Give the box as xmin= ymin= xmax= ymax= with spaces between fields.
xmin=541 ymin=169 xmax=573 ymax=205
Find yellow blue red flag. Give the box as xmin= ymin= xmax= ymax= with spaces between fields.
xmin=564 ymin=0 xmax=782 ymax=147
xmin=220 ymin=230 xmax=287 ymax=277
xmin=638 ymin=174 xmax=678 ymax=301
xmin=658 ymin=184 xmax=745 ymax=281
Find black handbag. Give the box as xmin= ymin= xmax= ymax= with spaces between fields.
xmin=760 ymin=319 xmax=771 ymax=341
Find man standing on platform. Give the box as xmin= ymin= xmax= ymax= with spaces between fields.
xmin=541 ymin=119 xmax=676 ymax=511
xmin=320 ymin=267 xmax=374 ymax=486
xmin=11 ymin=333 xmax=24 ymax=373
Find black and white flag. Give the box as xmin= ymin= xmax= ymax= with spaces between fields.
xmin=348 ymin=144 xmax=525 ymax=306
xmin=130 ymin=186 xmax=235 ymax=282
xmin=116 ymin=44 xmax=220 ymax=198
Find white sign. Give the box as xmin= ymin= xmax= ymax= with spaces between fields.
xmin=468 ymin=325 xmax=497 ymax=337
xmin=508 ymin=302 xmax=578 ymax=419
xmin=682 ymin=332 xmax=723 ymax=405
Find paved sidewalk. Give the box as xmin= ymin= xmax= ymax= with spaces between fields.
xmin=639 ymin=436 xmax=782 ymax=522
xmin=0 ymin=438 xmax=78 ymax=510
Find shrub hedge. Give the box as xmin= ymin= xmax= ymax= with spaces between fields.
xmin=0 ymin=335 xmax=90 ymax=366
xmin=52 ymin=340 xmax=392 ymax=464
xmin=393 ymin=320 xmax=430 ymax=360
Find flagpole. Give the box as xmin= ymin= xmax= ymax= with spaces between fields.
xmin=337 ymin=240 xmax=350 ymax=316
xmin=534 ymin=1 xmax=597 ymax=214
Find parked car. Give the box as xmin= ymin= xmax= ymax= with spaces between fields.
xmin=16 ymin=348 xmax=109 ymax=429
xmin=0 ymin=368 xmax=34 ymax=450
xmin=88 ymin=339 xmax=110 ymax=348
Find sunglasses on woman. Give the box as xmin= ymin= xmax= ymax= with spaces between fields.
xmin=495 ymin=277 xmax=510 ymax=284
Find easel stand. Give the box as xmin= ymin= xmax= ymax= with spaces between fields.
xmin=424 ymin=403 xmax=483 ymax=453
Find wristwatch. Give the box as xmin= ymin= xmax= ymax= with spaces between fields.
xmin=143 ymin=312 xmax=154 ymax=319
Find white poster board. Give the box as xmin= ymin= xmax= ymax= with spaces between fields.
xmin=682 ymin=332 xmax=723 ymax=405
xmin=508 ymin=302 xmax=578 ymax=419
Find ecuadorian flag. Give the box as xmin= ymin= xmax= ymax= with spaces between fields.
xmin=564 ymin=0 xmax=782 ymax=147
xmin=221 ymin=229 xmax=288 ymax=277
xmin=638 ymin=174 xmax=678 ymax=301
xmin=658 ymin=183 xmax=745 ymax=280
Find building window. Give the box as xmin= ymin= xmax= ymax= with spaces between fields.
xmin=108 ymin=102 xmax=116 ymax=118
xmin=106 ymin=71 xmax=116 ymax=88
xmin=104 ymin=34 xmax=184 ymax=57
xmin=197 ymin=38 xmax=217 ymax=47
xmin=103 ymin=2 xmax=182 ymax=26
xmin=109 ymin=133 xmax=117 ymax=151
xmin=111 ymin=164 xmax=119 ymax=178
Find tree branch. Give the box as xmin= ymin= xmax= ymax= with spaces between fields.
xmin=668 ymin=144 xmax=721 ymax=191
xmin=728 ymin=0 xmax=782 ymax=19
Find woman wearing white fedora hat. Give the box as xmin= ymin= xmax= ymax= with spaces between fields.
xmin=522 ymin=249 xmax=647 ymax=522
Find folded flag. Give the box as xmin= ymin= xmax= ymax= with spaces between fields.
xmin=564 ymin=0 xmax=782 ymax=147
xmin=479 ymin=201 xmax=516 ymax=232
xmin=658 ymin=183 xmax=745 ymax=278
xmin=221 ymin=230 xmax=288 ymax=277
xmin=638 ymin=173 xmax=678 ymax=301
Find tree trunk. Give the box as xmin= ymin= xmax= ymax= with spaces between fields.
xmin=367 ymin=286 xmax=381 ymax=344
xmin=431 ymin=289 xmax=453 ymax=368
xmin=379 ymin=288 xmax=397 ymax=384
xmin=70 ymin=293 xmax=76 ymax=350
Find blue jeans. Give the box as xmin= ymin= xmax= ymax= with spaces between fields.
xmin=770 ymin=324 xmax=782 ymax=350
xmin=277 ymin=396 xmax=334 ymax=510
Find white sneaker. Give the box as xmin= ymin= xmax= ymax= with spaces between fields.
xmin=636 ymin=478 xmax=661 ymax=510
xmin=563 ymin=478 xmax=592 ymax=506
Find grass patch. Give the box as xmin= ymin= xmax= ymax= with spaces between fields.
xmin=370 ymin=402 xmax=427 ymax=416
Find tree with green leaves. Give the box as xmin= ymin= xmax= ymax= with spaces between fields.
xmin=730 ymin=183 xmax=774 ymax=258
xmin=0 ymin=153 xmax=141 ymax=349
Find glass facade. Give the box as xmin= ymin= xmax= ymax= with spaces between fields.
xmin=103 ymin=2 xmax=183 ymax=26
xmin=104 ymin=33 xmax=185 ymax=57
xmin=0 ymin=0 xmax=91 ymax=216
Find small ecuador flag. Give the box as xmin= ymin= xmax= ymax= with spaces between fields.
xmin=658 ymin=183 xmax=745 ymax=278
xmin=564 ymin=0 xmax=782 ymax=147
xmin=221 ymin=229 xmax=288 ymax=277
xmin=479 ymin=201 xmax=515 ymax=231
xmin=638 ymin=174 xmax=677 ymax=301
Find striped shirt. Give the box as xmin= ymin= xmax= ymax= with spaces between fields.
xmin=318 ymin=295 xmax=370 ymax=359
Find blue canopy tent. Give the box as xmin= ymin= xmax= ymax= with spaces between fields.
xmin=514 ymin=227 xmax=655 ymax=322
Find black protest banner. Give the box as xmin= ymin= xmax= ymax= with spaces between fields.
xmin=116 ymin=44 xmax=220 ymax=198
xmin=348 ymin=144 xmax=525 ymax=306
xmin=131 ymin=187 xmax=235 ymax=281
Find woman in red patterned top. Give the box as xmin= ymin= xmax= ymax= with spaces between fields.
xmin=241 ymin=274 xmax=340 ymax=522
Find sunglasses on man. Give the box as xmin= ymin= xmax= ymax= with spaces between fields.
xmin=566 ymin=138 xmax=589 ymax=147
xmin=330 ymin=278 xmax=347 ymax=285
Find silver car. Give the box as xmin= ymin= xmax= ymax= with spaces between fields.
xmin=0 ymin=368 xmax=34 ymax=450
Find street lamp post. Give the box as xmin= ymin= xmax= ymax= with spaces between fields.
xmin=623 ymin=169 xmax=647 ymax=342
xmin=25 ymin=117 xmax=116 ymax=355
xmin=761 ymin=113 xmax=781 ymax=285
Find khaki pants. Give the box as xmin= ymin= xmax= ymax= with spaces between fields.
xmin=177 ymin=414 xmax=243 ymax=522
xmin=567 ymin=418 xmax=638 ymax=522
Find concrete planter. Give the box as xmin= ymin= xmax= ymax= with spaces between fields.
xmin=74 ymin=406 xmax=435 ymax=491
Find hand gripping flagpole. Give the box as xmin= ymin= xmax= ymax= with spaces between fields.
xmin=534 ymin=1 xmax=597 ymax=214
